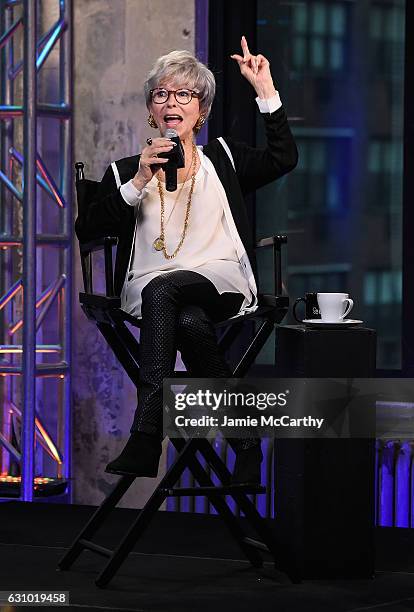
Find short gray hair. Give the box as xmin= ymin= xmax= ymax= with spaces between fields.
xmin=144 ymin=50 xmax=216 ymax=119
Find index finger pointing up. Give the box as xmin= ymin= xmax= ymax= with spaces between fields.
xmin=241 ymin=35 xmax=250 ymax=58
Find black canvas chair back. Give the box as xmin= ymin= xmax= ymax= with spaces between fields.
xmin=58 ymin=162 xmax=296 ymax=587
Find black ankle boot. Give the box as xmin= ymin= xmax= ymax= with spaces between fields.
xmin=231 ymin=444 xmax=263 ymax=485
xmin=105 ymin=432 xmax=162 ymax=477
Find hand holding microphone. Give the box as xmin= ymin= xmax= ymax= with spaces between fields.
xmin=132 ymin=137 xmax=176 ymax=191
xmin=157 ymin=128 xmax=185 ymax=191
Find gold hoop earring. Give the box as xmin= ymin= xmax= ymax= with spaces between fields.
xmin=147 ymin=113 xmax=158 ymax=129
xmin=194 ymin=115 xmax=206 ymax=134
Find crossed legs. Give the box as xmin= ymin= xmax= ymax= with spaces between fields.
xmin=131 ymin=271 xmax=243 ymax=436
xmin=106 ymin=270 xmax=261 ymax=481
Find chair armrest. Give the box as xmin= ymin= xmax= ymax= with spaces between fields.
xmin=79 ymin=236 xmax=118 ymax=255
xmin=255 ymin=235 xmax=287 ymax=249
xmin=79 ymin=236 xmax=118 ymax=297
xmin=255 ymin=235 xmax=287 ymax=296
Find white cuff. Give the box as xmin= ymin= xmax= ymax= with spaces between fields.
xmin=255 ymin=92 xmax=282 ymax=114
xmin=120 ymin=180 xmax=145 ymax=206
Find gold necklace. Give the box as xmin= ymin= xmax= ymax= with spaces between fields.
xmin=154 ymin=143 xmax=197 ymax=259
xmin=153 ymin=144 xmax=195 ymax=250
xmin=160 ymin=154 xmax=193 ymax=229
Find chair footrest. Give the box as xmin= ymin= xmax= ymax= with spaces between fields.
xmin=79 ymin=293 xmax=121 ymax=310
xmin=243 ymin=537 xmax=270 ymax=553
xmin=161 ymin=484 xmax=266 ymax=496
xmin=78 ymin=538 xmax=113 ymax=558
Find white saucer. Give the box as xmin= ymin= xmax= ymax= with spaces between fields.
xmin=302 ymin=319 xmax=363 ymax=329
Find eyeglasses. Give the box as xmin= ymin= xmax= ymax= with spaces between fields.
xmin=150 ymin=88 xmax=200 ymax=105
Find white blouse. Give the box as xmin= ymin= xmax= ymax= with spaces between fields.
xmin=122 ymin=148 xmax=252 ymax=318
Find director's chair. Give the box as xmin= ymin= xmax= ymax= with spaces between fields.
xmin=58 ymin=162 xmax=294 ymax=587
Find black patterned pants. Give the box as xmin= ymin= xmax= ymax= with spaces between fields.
xmin=130 ymin=270 xmax=247 ymax=444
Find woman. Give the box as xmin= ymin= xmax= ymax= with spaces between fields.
xmin=76 ymin=37 xmax=298 ymax=484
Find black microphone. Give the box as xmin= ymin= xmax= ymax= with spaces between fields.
xmin=159 ymin=128 xmax=185 ymax=191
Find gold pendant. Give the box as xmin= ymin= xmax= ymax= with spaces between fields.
xmin=153 ymin=237 xmax=164 ymax=251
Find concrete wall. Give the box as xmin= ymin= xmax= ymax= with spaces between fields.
xmin=72 ymin=0 xmax=195 ymax=507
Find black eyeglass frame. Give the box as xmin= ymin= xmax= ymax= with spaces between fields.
xmin=149 ymin=88 xmax=201 ymax=104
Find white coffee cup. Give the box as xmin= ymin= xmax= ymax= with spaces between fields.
xmin=317 ymin=293 xmax=354 ymax=322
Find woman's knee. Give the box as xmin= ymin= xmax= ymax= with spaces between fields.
xmin=141 ymin=273 xmax=178 ymax=308
xmin=177 ymin=305 xmax=214 ymax=342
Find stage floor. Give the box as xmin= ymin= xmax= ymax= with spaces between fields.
xmin=1 ymin=501 xmax=414 ymax=611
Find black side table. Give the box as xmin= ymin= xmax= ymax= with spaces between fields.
xmin=273 ymin=325 xmax=377 ymax=580
xmin=275 ymin=324 xmax=376 ymax=377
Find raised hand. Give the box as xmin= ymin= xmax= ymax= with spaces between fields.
xmin=230 ymin=36 xmax=277 ymax=99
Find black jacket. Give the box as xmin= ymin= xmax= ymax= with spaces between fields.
xmin=75 ymin=105 xmax=298 ymax=297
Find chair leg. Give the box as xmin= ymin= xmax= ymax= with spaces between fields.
xmin=203 ymin=440 xmax=300 ymax=582
xmin=110 ymin=319 xmax=141 ymax=367
xmin=199 ymin=440 xmax=286 ymax=571
xmin=233 ymin=320 xmax=274 ymax=377
xmin=58 ymin=475 xmax=135 ymax=571
xmin=96 ymin=439 xmax=263 ymax=588
xmin=97 ymin=322 xmax=140 ymax=387
xmin=172 ymin=439 xmax=263 ymax=569
xmin=95 ymin=440 xmax=197 ymax=588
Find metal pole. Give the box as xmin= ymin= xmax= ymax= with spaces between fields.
xmin=0 ymin=0 xmax=13 ymax=477
xmin=21 ymin=0 xmax=37 ymax=502
xmin=195 ymin=0 xmax=209 ymax=145
xmin=60 ymin=0 xmax=72 ymax=497
xmin=4 ymin=2 xmax=15 ymax=481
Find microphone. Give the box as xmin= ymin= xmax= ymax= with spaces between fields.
xmin=159 ymin=128 xmax=185 ymax=191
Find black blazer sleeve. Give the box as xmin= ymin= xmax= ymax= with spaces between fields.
xmin=75 ymin=164 xmax=132 ymax=243
xmin=225 ymin=106 xmax=298 ymax=196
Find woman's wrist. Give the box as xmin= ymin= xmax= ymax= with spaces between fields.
xmin=254 ymin=83 xmax=278 ymax=100
xmin=132 ymin=174 xmax=148 ymax=191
